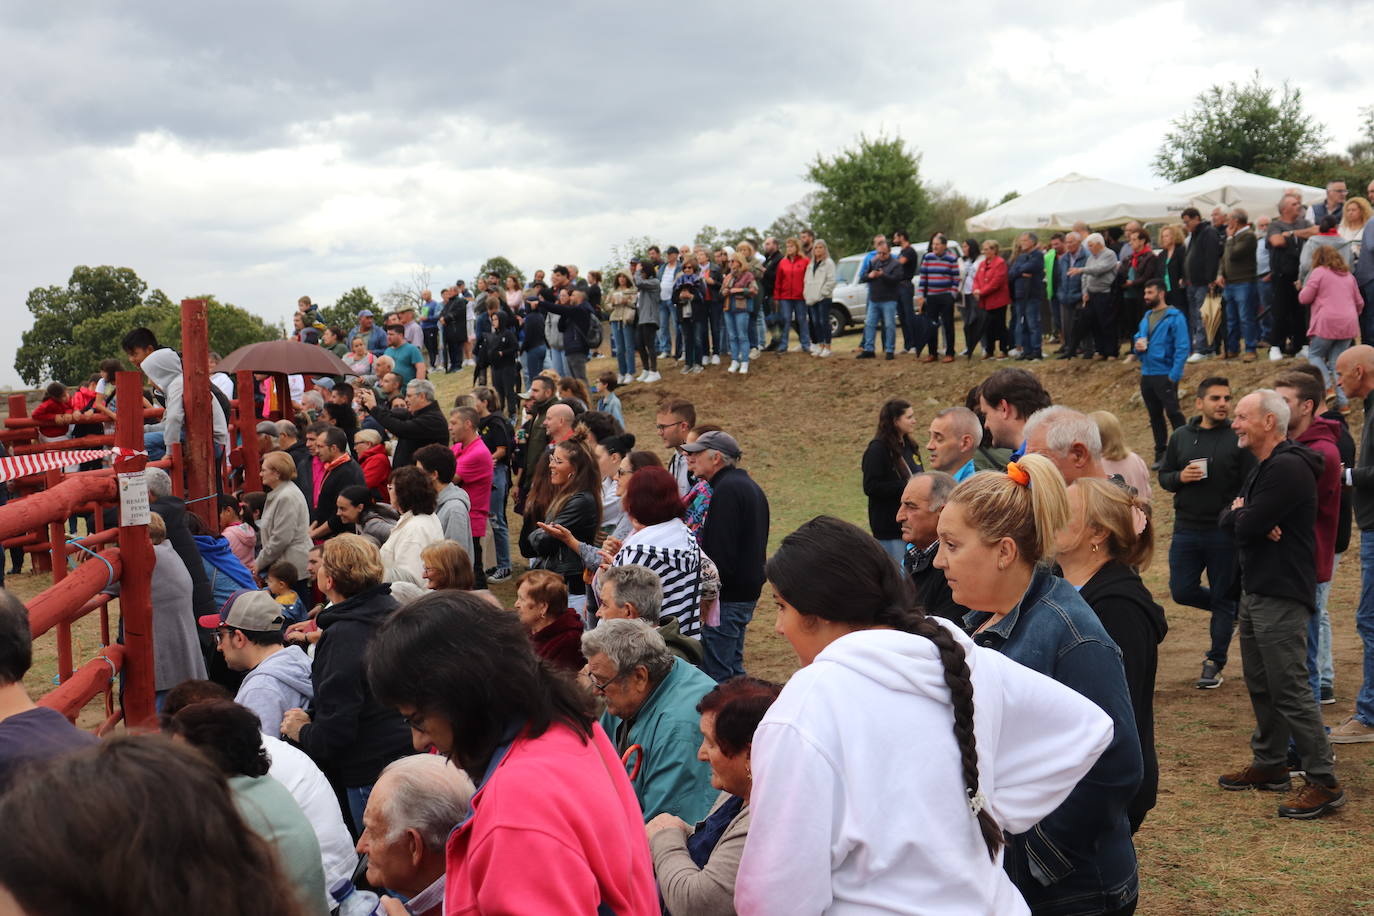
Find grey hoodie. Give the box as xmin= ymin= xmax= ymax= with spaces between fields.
xmin=436 ymin=483 xmax=473 ymax=556
xmin=235 ymin=646 xmax=314 ymax=734
xmin=141 ymin=347 xmax=228 ymax=447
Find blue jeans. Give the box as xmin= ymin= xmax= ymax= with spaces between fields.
xmin=703 ymin=600 xmax=755 ymax=681
xmin=876 ymin=538 xmax=907 ymax=569
xmin=611 ymin=321 xmax=636 ymax=377
xmin=809 ymin=300 xmax=833 ymax=345
xmin=549 ymin=347 xmax=568 ymax=377
xmin=1308 ymin=573 xmax=1335 ymax=701
xmin=750 ymin=304 xmax=766 ymax=349
xmin=1307 ymin=336 xmax=1352 ymax=408
xmin=1169 ymin=526 xmax=1238 ymax=667
xmin=1012 ymin=297 xmax=1042 ymax=356
xmin=1186 ymin=285 xmax=1213 ymax=353
xmin=707 ymin=302 xmax=725 ymax=356
xmin=861 ymin=299 xmax=898 ymax=354
xmin=346 ymin=784 xmax=374 ymax=837
xmin=523 ymin=346 xmax=547 ymax=386
xmin=1257 ymin=277 xmax=1274 ymax=343
xmin=489 ymin=463 xmax=511 ymax=569
xmin=1354 ymin=530 xmax=1374 ymax=725
xmin=1223 ymin=281 xmax=1259 ymax=354
xmin=682 ymin=317 xmax=702 ymax=367
xmin=777 ymin=299 xmax=810 ymax=350
xmin=724 ymin=310 xmax=751 ymax=363
xmin=657 ymin=301 xmax=674 ymax=353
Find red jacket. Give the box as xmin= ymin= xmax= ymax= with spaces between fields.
xmin=530 ymin=608 xmax=586 ymax=672
xmin=773 ymin=254 xmax=808 ymax=301
xmin=1296 ymin=417 xmax=1342 ymax=583
xmin=445 ymin=721 xmax=658 ymax=915
xmin=32 ymin=397 xmax=74 ymax=439
xmin=358 ymin=445 xmax=391 ymax=500
xmin=973 ymin=257 xmax=1010 ymax=310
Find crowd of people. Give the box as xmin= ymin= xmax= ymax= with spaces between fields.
xmin=0 ymin=180 xmax=1372 ymax=914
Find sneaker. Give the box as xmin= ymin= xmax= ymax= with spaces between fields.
xmin=821 ymin=347 xmax=832 ymax=357
xmin=788 ymin=344 xmax=803 ymax=353
xmin=1320 ymin=685 xmax=1335 ymax=705
xmin=635 ymin=371 xmax=648 ymax=382
xmin=1277 ymin=780 xmax=1345 ymax=819
xmin=1242 ymin=351 xmax=1257 ymax=362
xmin=1329 ymin=716 xmax=1374 ymax=744
xmin=1269 ymin=345 xmax=1282 ymax=362
xmin=644 ymin=371 xmax=661 ymax=383
xmin=1009 ymin=347 xmax=1024 ymax=358
xmin=1187 ymin=352 xmax=1206 ymax=363
xmin=680 ymin=366 xmax=691 ymax=374
xmin=1196 ymin=659 xmax=1224 ymax=689
xmin=749 ymin=347 xmax=760 ymax=359
xmin=487 ymin=566 xmax=512 ymax=583
xmin=885 ymin=352 xmax=895 ymax=360
xmin=728 ymin=360 xmax=739 ymax=373
xmin=709 ymin=354 xmax=720 ymax=365
xmin=856 ymin=350 xmax=876 ymax=360
xmin=657 ymin=351 xmax=668 ymax=359
xmin=1217 ymin=764 xmax=1291 ymax=792
xmin=1298 ymin=345 xmax=1310 ymax=359
xmin=689 ymin=365 xmax=704 ymax=374
xmin=738 ymin=362 xmax=749 ymax=375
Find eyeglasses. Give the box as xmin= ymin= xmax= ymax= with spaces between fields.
xmin=655 ymin=421 xmax=685 ymax=432
xmin=584 ymin=670 xmax=627 ymax=693
xmin=400 ymin=710 xmax=427 ymax=731
xmin=616 ymin=467 xmax=632 ymax=477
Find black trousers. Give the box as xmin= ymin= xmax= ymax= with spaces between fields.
xmin=636 ymin=324 xmax=658 ymax=372
xmin=1063 ymin=303 xmax=1094 ymax=357
xmin=443 ymin=325 xmax=466 ymax=370
xmin=898 ymin=283 xmax=919 ymax=351
xmin=1140 ymin=374 xmax=1185 ymax=456
xmin=491 ymin=364 xmax=519 ymax=415
xmin=1272 ymin=277 xmax=1305 ymax=355
xmin=422 ymin=326 xmax=440 ymax=367
xmin=471 ymin=539 xmax=487 ymax=589
xmin=924 ymin=293 xmax=957 ymax=356
xmin=981 ymin=306 xmax=1008 ymax=355
xmin=1087 ymin=291 xmax=1118 ymax=358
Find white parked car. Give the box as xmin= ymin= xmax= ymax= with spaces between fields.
xmin=828 ymin=243 xmax=936 ymax=336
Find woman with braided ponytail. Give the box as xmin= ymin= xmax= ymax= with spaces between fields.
xmin=736 ymin=515 xmax=1114 ymax=914
xmin=936 ymin=455 xmax=1144 ymax=916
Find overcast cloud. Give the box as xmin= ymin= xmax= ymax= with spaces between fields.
xmin=2 ymin=0 xmax=1371 ymax=386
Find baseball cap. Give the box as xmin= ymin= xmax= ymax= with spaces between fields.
xmin=198 ymin=589 xmax=286 ymax=633
xmin=680 ymin=430 xmax=741 ymax=460
xmin=356 ymin=309 xmax=374 ymax=318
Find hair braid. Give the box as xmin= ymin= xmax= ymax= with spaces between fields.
xmin=912 ymin=614 xmax=1003 ymax=860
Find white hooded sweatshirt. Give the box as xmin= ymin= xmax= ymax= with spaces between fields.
xmin=141 ymin=347 xmax=228 ymax=448
xmin=735 ymin=621 xmax=1112 ymax=915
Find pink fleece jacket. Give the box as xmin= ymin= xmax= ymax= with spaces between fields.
xmin=1300 ymin=265 xmax=1363 ymax=340
xmin=444 ymin=721 xmax=658 ymax=915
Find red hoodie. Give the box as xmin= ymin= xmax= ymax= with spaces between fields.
xmin=1296 ymin=416 xmax=1342 ymax=582
xmin=773 ymin=254 xmax=808 ymax=301
xmin=445 ymin=721 xmax=658 ymax=915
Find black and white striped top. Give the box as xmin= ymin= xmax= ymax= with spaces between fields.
xmin=614 ymin=519 xmax=704 ymax=637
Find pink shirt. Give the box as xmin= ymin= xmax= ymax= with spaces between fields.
xmin=1300 ymin=266 xmax=1364 ymax=340
xmin=452 ymin=437 xmax=493 ymax=536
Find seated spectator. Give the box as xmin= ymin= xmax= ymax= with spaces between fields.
xmin=354 ymin=428 xmax=391 ymax=500
xmin=609 ymin=466 xmax=706 ymax=638
xmin=167 ymin=700 xmax=330 ymax=916
xmin=583 ymin=619 xmax=718 ymax=823
xmin=648 ymin=677 xmax=781 ymax=916
xmin=219 ymin=494 xmax=257 ymax=570
xmin=357 ymin=755 xmax=476 ymax=916
xmin=599 ymin=563 xmax=704 ymax=667
xmin=0 ymin=735 xmax=307 ymax=914
xmin=306 ymin=427 xmax=366 ymax=540
xmin=512 ymin=569 xmax=585 ymax=671
xmin=122 ymin=327 xmax=229 ymax=456
xmin=265 ymin=561 xmax=309 ymax=623
xmin=1091 ymin=410 xmax=1152 ymax=500
xmin=380 ymin=466 xmax=445 ymax=583
xmin=331 ymin=484 xmax=399 ymax=547
xmin=0 ymin=590 xmax=97 ymax=792
xmin=420 ymin=539 xmax=476 ymax=591
xmin=198 ymin=589 xmax=311 ymax=734
xmin=366 ymin=591 xmax=657 ymax=914
xmin=187 ymin=512 xmax=258 ymax=608
xmin=256 ymin=420 xmax=281 ymax=455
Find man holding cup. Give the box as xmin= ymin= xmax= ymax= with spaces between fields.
xmin=1158 ymin=377 xmax=1257 ymax=689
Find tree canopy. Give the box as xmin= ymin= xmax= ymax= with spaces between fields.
xmin=806 ymin=134 xmax=931 ymax=258
xmin=1152 ymin=74 xmax=1330 ymax=182
xmin=318 ymin=286 xmax=377 ymax=333
xmin=477 ymin=257 xmax=524 ymax=287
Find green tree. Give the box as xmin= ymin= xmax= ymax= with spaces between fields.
xmin=597 ymin=235 xmax=657 ymax=299
xmin=476 ymin=257 xmax=523 ymax=287
xmin=16 ymin=266 xmax=150 ymax=384
xmin=923 ymin=183 xmax=990 ymax=241
xmin=319 ymin=286 xmax=377 ymax=333
xmin=805 ymin=133 xmax=931 ymax=257
xmin=1152 ymin=73 xmax=1329 ymax=182
xmin=766 ymin=194 xmax=816 ymax=244
xmin=693 ymin=225 xmax=762 ymax=252
xmin=159 ymin=294 xmax=282 ymax=358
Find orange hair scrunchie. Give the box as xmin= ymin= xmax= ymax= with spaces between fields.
xmin=1005 ymin=460 xmax=1030 ymax=487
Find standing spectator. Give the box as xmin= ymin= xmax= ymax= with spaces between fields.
xmin=255 ymin=452 xmax=313 ymax=593
xmin=856 ymin=236 xmax=902 ymax=360
xmin=1216 ymin=391 xmax=1344 ymax=818
xmin=281 ymin=534 xmax=414 ymax=833
xmin=349 ymin=309 xmax=388 ymax=358
xmin=720 ymin=252 xmax=758 ymax=374
xmin=480 ymin=308 xmax=520 ymax=413
xmin=1054 ymin=232 xmax=1088 ymax=359
xmin=895 ymin=471 xmax=965 ymax=621
xmin=595 ymin=371 xmax=624 ymax=426
xmin=1267 ymin=194 xmax=1316 ymax=358
xmin=673 ymin=258 xmax=707 ymax=374
xmin=448 ymin=407 xmax=493 ymax=588
xmin=343 ymin=335 xmax=376 ymax=377
xmin=381 ymin=323 xmax=427 ymax=385
xmin=472 ymin=387 xmax=515 ymax=582
xmin=758 ymin=238 xmax=783 ymax=353
xmin=1218 ymin=208 xmax=1261 ymax=361
xmin=1120 ymin=228 xmax=1161 ymax=336
xmin=891 ymin=229 xmax=924 ymax=355
xmin=379 ymin=466 xmax=445 ymax=583
xmin=700 ymin=249 xmax=726 ymax=366
xmin=1008 ymin=232 xmax=1045 ymax=360
xmin=1301 ymin=245 xmax=1364 ymax=410
xmin=977 ymin=367 xmax=1052 ymax=455
xmin=657 ymin=246 xmax=683 ymax=359
xmin=1091 ymin=410 xmax=1152 ymax=500
xmin=1309 ymin=179 xmax=1349 ymax=225
xmin=1074 ymin=233 xmax=1120 ymax=361
xmin=773 ymin=237 xmax=811 ymax=354
xmin=1159 ymin=223 xmax=1188 ymax=314
xmin=917 ymin=233 xmax=960 ymax=362
xmin=413 ymin=443 xmax=473 ymax=565
xmin=519 ymin=294 xmax=548 ymax=386
xmin=1057 ymin=479 xmax=1167 ymax=832
xmin=1133 ymin=279 xmax=1191 ymax=468
xmin=512 ymin=570 xmax=586 ymax=672
xmin=656 ymin=397 xmax=696 ymax=497
xmin=634 ymin=259 xmax=663 ymax=382
xmin=607 ymin=271 xmax=639 ymax=383
xmin=1332 ymin=345 xmax=1374 ymax=742
xmin=138 ymin=512 xmax=208 ymax=704
xmin=395 ymin=304 xmax=424 ymax=351
xmin=305 ymin=428 xmax=365 ymax=540
xmin=959 ymin=238 xmax=985 ymax=356
xmin=608 ymin=466 xmax=707 ymax=637
xmin=527 ymin=440 xmax=601 ymax=616
xmin=357 ymin=379 xmax=447 ymax=468
xmin=861 ymin=398 xmax=923 ymax=567
xmin=682 ymin=432 xmax=769 ymax=681
xmin=972 ymin=240 xmax=1011 ymax=358
xmin=544 ymin=285 xmax=595 ymax=383
xmin=440 ymin=286 xmax=470 ymax=373
xmin=353 ymin=428 xmax=390 ymax=500
xmin=925 ymin=407 xmax=981 ymax=482
xmin=1299 ymin=215 xmax=1353 ymax=287
xmin=803 ymin=238 xmax=836 ymax=358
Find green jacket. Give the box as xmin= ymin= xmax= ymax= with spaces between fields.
xmin=1043 ymin=249 xmax=1057 ymax=301
xmin=602 ymin=656 xmax=718 ymax=823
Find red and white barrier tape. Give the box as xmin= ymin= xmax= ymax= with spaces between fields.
xmin=0 ymin=450 xmax=111 ymax=483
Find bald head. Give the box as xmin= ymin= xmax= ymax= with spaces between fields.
xmin=543 ymin=403 xmax=575 ymax=438
xmin=1336 ymin=344 xmax=1374 ymax=401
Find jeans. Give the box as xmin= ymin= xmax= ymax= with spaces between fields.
xmin=523 ymin=346 xmax=547 ymax=386
xmin=611 ymin=321 xmax=637 ymax=377
xmin=549 ymin=347 xmax=568 ymax=377
xmin=1308 ymin=573 xmax=1336 ymax=701
xmin=1354 ymin=529 xmax=1374 ymax=726
xmin=346 ymin=784 xmax=374 ymax=838
xmin=703 ymin=600 xmax=755 ymax=681
xmin=1223 ymin=281 xmax=1259 ymax=354
xmin=681 ymin=316 xmax=702 ymax=367
xmin=724 ymin=310 xmax=751 ymax=363
xmin=1307 ymin=336 xmax=1351 ymax=407
xmin=1012 ymin=297 xmax=1042 ymax=356
xmin=1258 ymin=277 xmax=1274 ymax=344
xmin=657 ymin=301 xmax=674 ymax=353
xmin=751 ymin=302 xmax=767 ymax=349
xmin=925 ymin=293 xmax=957 ymax=356
xmin=1168 ymin=526 xmax=1238 ymax=667
xmin=707 ymin=301 xmax=725 ymax=356
xmin=1186 ymin=285 xmax=1213 ymax=354
xmin=565 ymin=350 xmax=588 ymax=383
xmin=1139 ymin=375 xmax=1185 ymax=457
xmin=861 ymin=299 xmax=898 ymax=354
xmin=876 ymin=538 xmax=907 ymax=569
xmin=489 ymin=463 xmax=511 ymax=569
xmin=777 ymin=299 xmax=810 ymax=350
xmin=809 ymin=300 xmax=833 ymax=345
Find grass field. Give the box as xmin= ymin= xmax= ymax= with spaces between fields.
xmin=25 ymin=328 xmax=1374 ymax=914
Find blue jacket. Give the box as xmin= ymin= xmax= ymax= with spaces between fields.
xmin=1356 ymin=221 xmax=1374 ymax=287
xmin=966 ymin=568 xmax=1142 ymax=916
xmin=1133 ymin=306 xmax=1190 ymax=382
xmin=1055 ymin=249 xmax=1087 ymax=304
xmin=1010 ymin=251 xmax=1045 ymax=302
xmin=349 ymin=323 xmax=389 ymax=357
xmin=601 ymin=656 xmax=719 ymax=824
xmin=193 ymin=535 xmax=258 ymax=609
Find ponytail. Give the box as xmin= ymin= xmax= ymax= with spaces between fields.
xmin=947 ymin=453 xmax=1070 ymax=565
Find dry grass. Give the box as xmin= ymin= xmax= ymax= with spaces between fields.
xmin=26 ymin=336 xmax=1374 ymax=913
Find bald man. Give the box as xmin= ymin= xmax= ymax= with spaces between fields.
xmin=926 ymin=407 xmax=981 ymax=482
xmin=542 ymin=403 xmax=576 ymax=445
xmin=1332 ymin=344 xmax=1374 ymax=743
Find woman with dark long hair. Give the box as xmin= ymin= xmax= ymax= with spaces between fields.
xmin=736 ymin=516 xmax=1115 ymax=913
xmin=861 ymin=398 xmax=923 ymax=566
xmin=365 ymin=591 xmax=657 ymax=914
xmin=524 ymin=439 xmax=602 ymax=616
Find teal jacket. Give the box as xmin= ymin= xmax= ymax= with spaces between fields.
xmin=601 ymin=656 xmax=718 ymax=824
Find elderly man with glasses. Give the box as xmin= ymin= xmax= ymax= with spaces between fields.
xmin=582 ymin=619 xmax=718 ymax=824
xmin=357 ymin=379 xmax=447 ymax=468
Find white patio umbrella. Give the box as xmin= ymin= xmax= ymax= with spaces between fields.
xmin=965 ymin=173 xmax=1190 ymax=233
xmin=1159 ymin=166 xmax=1325 ymax=218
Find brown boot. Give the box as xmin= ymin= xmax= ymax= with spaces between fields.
xmin=1217 ymin=764 xmax=1291 ymax=792
xmin=1277 ymin=779 xmax=1346 ymax=819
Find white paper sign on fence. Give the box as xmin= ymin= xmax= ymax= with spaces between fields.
xmin=117 ymin=471 xmax=150 ymax=527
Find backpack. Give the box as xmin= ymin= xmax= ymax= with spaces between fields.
xmin=584 ymin=314 xmax=603 ymax=349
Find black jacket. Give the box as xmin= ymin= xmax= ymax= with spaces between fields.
xmin=699 ymin=466 xmax=771 ymax=602
xmin=480 ymin=326 xmax=519 ymax=370
xmin=523 ymin=490 xmax=599 ymax=577
xmin=1350 ymin=391 xmax=1374 ymax=531
xmin=541 ymin=299 xmax=593 ymax=355
xmin=904 ymin=542 xmax=965 ymax=623
xmin=860 ymin=438 xmax=921 ymax=540
xmin=1319 ymin=408 xmax=1356 ymax=553
xmin=151 ymin=495 xmax=214 ymax=616
xmin=1184 ymin=223 xmax=1221 ymax=286
xmin=521 ymin=310 xmax=547 ymax=351
xmin=862 ymin=254 xmax=904 ymax=301
xmin=1219 ymin=439 xmax=1320 ymax=611
xmin=1158 ymin=417 xmax=1256 ymax=529
xmin=294 ymin=583 xmax=413 ymax=787
xmin=761 ymin=251 xmax=782 ymax=298
xmin=367 ymin=400 xmax=447 ymax=468
xmin=1078 ymin=561 xmax=1168 ymax=833
xmin=312 ymin=458 xmax=365 ymax=528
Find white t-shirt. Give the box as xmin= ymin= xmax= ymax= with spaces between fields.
xmin=262 ymin=735 xmax=358 ymax=907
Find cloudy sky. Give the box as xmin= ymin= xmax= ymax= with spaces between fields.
xmin=2 ymin=1 xmax=1370 ymax=386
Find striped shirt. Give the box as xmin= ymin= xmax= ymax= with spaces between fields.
xmin=614 ymin=520 xmax=704 ymax=637
xmin=918 ymin=251 xmax=960 ymax=296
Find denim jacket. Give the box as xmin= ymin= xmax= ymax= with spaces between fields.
xmin=1055 ymin=249 xmax=1088 ymax=305
xmin=1010 ymin=251 xmax=1046 ymax=302
xmin=965 ymin=568 xmax=1142 ymax=916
